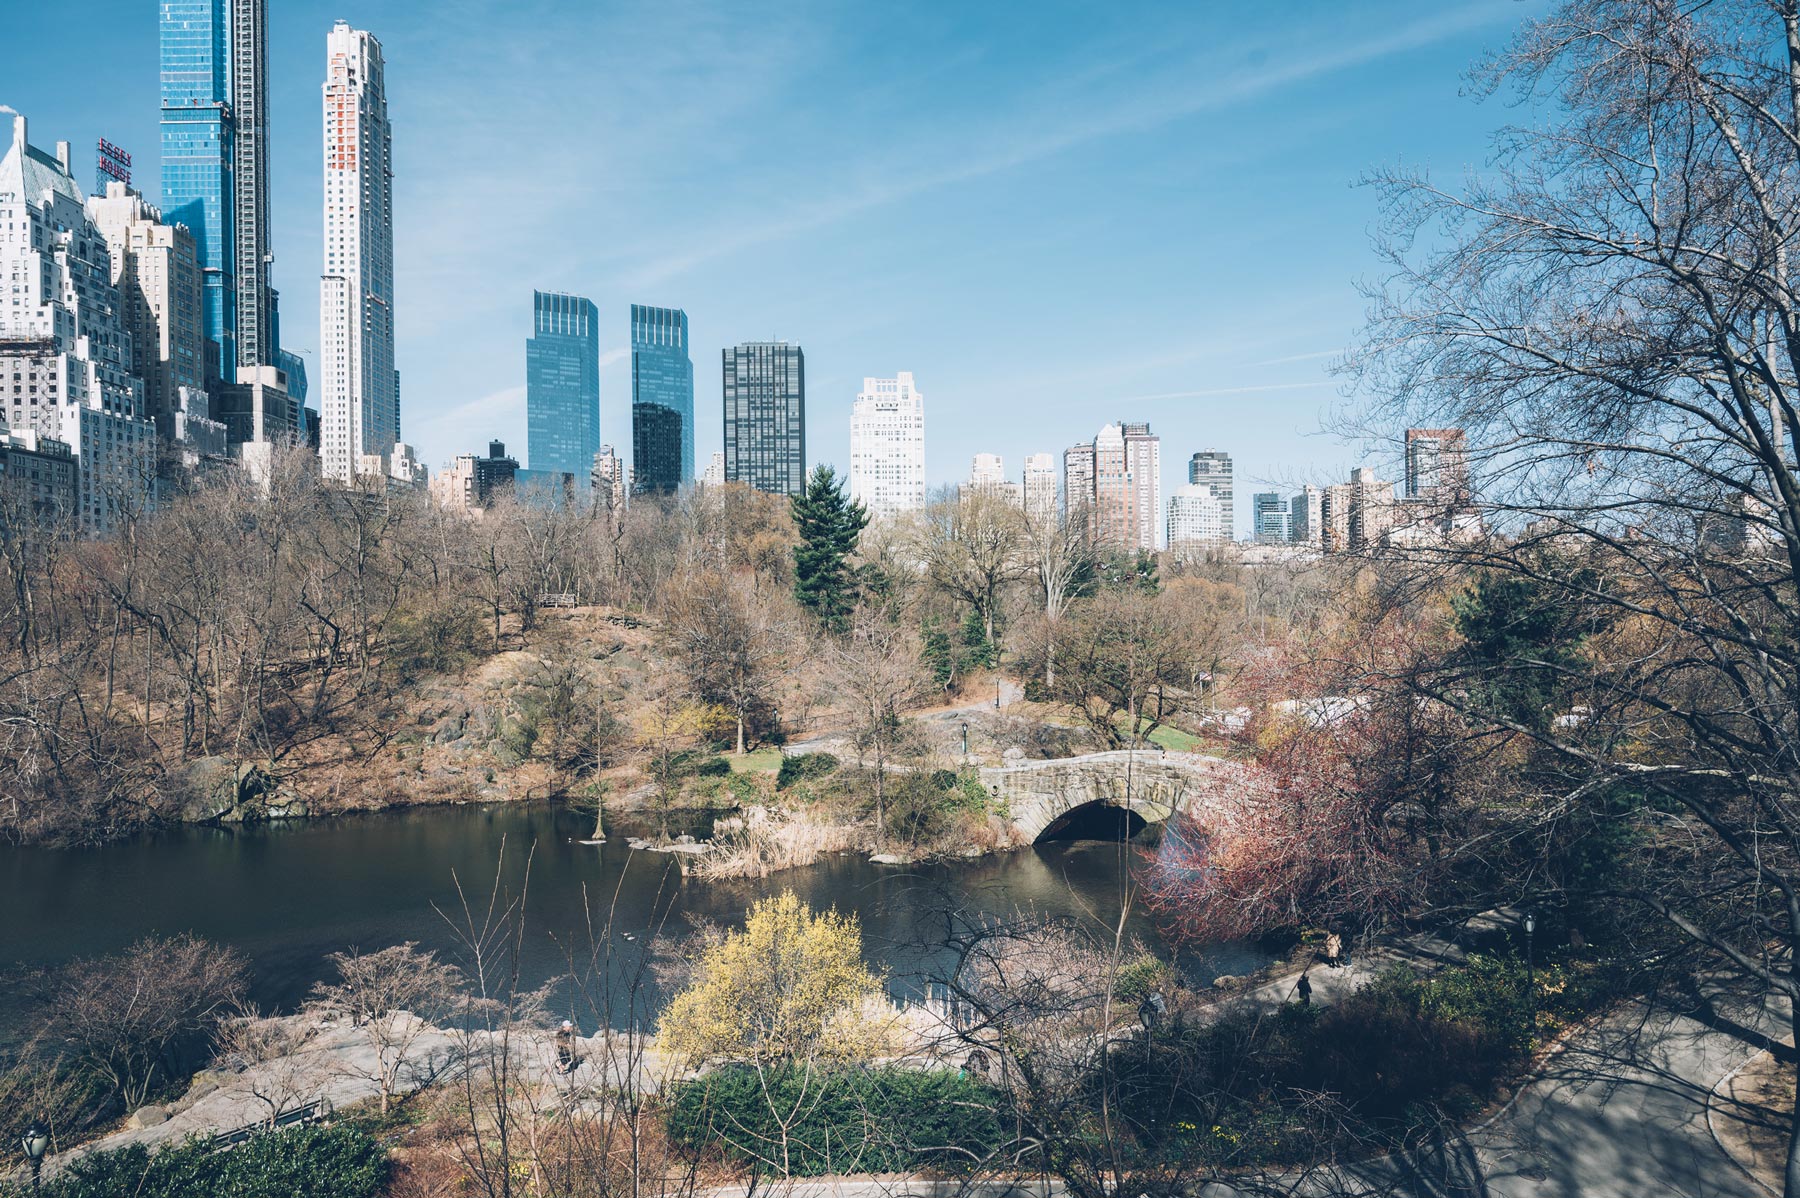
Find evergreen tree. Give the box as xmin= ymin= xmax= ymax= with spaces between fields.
xmin=791 ymin=465 xmax=869 ymax=629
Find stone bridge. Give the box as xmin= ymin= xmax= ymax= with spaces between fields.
xmin=979 ymin=750 xmax=1241 ymax=843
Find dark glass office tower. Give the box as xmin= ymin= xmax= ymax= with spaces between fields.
xmin=722 ymin=341 xmax=805 ymax=496
xmin=160 ymin=0 xmax=271 ymax=385
xmin=526 ymin=291 xmax=600 ymax=478
xmin=630 ymin=305 xmax=693 ymax=494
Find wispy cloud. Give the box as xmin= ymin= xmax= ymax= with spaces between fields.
xmin=1122 ymin=382 xmax=1334 ymax=403
xmin=623 ymin=6 xmax=1511 ymax=287
xmin=1246 ymin=348 xmax=1343 ymax=369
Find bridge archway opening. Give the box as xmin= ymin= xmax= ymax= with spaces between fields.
xmin=1034 ymin=800 xmax=1149 ymax=844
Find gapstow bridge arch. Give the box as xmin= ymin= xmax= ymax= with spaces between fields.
xmin=980 ymin=750 xmax=1236 ymax=845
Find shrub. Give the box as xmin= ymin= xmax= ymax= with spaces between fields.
xmin=777 ymin=752 xmax=839 ymax=790
xmin=1113 ymin=956 xmax=1172 ymax=1005
xmin=695 ymin=756 xmax=733 ymax=778
xmin=42 ymin=1124 xmax=388 ymax=1198
xmin=665 ymin=1063 xmax=1001 ymax=1176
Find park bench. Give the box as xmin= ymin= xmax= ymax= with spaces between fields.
xmin=207 ymin=1098 xmax=331 ymax=1151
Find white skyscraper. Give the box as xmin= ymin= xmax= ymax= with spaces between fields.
xmin=320 ymin=22 xmax=397 ymax=484
xmin=0 ymin=116 xmax=155 ymax=534
xmin=849 ymin=371 xmax=924 ymax=520
xmin=1022 ymin=452 xmax=1058 ymax=525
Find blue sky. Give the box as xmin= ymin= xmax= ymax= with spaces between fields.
xmin=6 ymin=0 xmax=1536 ymax=533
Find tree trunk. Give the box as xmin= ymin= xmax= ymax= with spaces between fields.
xmin=736 ymin=709 xmax=746 ymax=756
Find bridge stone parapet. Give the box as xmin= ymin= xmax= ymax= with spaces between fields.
xmin=980 ymin=750 xmax=1243 ymax=843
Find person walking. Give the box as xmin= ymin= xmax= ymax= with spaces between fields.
xmin=1324 ymin=932 xmax=1342 ymax=969
xmin=1296 ymin=971 xmax=1313 ymax=1006
xmin=555 ymin=1020 xmax=577 ymax=1075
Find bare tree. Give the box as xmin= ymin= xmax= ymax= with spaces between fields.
xmin=29 ymin=934 xmax=248 ymax=1112
xmin=1351 ymin=5 xmax=1800 ymax=1193
xmin=921 ymin=490 xmax=1031 ymax=650
xmin=659 ymin=566 xmax=797 ymax=755
xmin=829 ymin=606 xmax=933 ymax=841
xmin=308 ymin=942 xmax=466 ymax=1115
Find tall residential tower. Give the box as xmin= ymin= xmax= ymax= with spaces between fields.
xmin=630 ymin=304 xmax=692 ymax=493
xmin=722 ymin=341 xmax=805 ymax=496
xmin=319 ymin=21 xmax=398 ymax=484
xmin=526 ymin=291 xmax=600 ymax=480
xmin=849 ymin=372 xmax=924 ymax=520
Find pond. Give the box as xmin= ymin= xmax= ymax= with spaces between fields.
xmin=0 ymin=802 xmax=1267 ymax=1030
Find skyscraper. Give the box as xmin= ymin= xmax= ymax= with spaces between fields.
xmin=1067 ymin=422 xmax=1160 ymax=552
xmin=526 ymin=291 xmax=600 ymax=480
xmin=722 ymin=341 xmax=805 ymax=496
xmin=849 ymin=371 xmax=924 ymax=520
xmin=961 ymin=453 xmax=1021 ymax=506
xmin=1022 ymin=453 xmax=1058 ymax=526
xmin=1122 ymin=422 xmax=1163 ymax=550
xmin=159 ymin=0 xmax=272 ymax=386
xmin=1188 ymin=450 xmax=1233 ymax=537
xmin=320 ymin=22 xmax=398 ymax=484
xmin=630 ymin=305 xmax=693 ymax=493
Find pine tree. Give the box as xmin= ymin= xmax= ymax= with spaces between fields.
xmin=791 ymin=465 xmax=869 ymax=630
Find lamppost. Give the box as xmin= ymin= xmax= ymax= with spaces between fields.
xmin=1523 ymin=909 xmax=1537 ymax=1031
xmin=961 ymin=721 xmax=968 ymax=758
xmin=1138 ymin=992 xmax=1165 ymax=1065
xmin=21 ymin=1124 xmax=48 ymax=1192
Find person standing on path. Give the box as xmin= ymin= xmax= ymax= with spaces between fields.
xmin=555 ymin=1020 xmax=577 ymax=1075
xmin=1296 ymin=971 xmax=1313 ymax=1006
xmin=1324 ymin=932 xmax=1342 ymax=969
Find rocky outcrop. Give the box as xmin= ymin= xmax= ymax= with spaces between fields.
xmin=170 ymin=757 xmax=311 ymax=824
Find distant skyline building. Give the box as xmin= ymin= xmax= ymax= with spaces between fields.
xmin=630 ymin=304 xmax=693 ymax=493
xmin=1253 ymin=491 xmax=1290 ymax=542
xmin=1 ymin=116 xmax=154 ymax=534
xmin=1167 ymin=482 xmax=1227 ymax=550
xmin=722 ymin=341 xmax=806 ymax=496
xmin=1062 ymin=440 xmax=1095 ymax=521
xmin=1064 ymin=422 xmax=1160 ymax=551
xmin=1404 ymin=427 xmax=1470 ymax=508
xmin=962 ymin=451 xmax=1021 ymax=506
xmin=159 ymin=0 xmax=274 ymax=385
xmin=1188 ymin=450 xmax=1233 ymax=537
xmin=700 ymin=449 xmax=725 ymax=488
xmin=525 ymin=291 xmax=600 ymax=480
xmin=320 ymin=21 xmax=397 ymax=484
xmin=849 ymin=371 xmax=925 ymax=520
xmin=430 ymin=438 xmax=517 ymax=513
xmin=1022 ymin=452 xmax=1058 ymax=525
xmin=592 ymin=444 xmax=626 ymax=521
xmin=86 ymin=182 xmax=227 ymax=464
xmin=1290 ymin=484 xmax=1323 ymax=547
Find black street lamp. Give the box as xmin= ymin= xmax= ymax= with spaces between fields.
xmin=961 ymin=721 xmax=968 ymax=758
xmin=21 ymin=1124 xmax=48 ymax=1192
xmin=1523 ymin=909 xmax=1537 ymax=1031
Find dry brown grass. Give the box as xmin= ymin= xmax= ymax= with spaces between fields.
xmin=691 ymin=806 xmax=866 ymax=879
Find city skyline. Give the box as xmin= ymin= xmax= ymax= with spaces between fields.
xmin=5 ymin=1 xmax=1532 ymax=532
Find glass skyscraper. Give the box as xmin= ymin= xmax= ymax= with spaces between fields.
xmin=526 ymin=291 xmax=600 ymax=478
xmin=722 ymin=341 xmax=806 ymax=496
xmin=160 ymin=0 xmax=271 ymax=387
xmin=630 ymin=304 xmax=693 ymax=494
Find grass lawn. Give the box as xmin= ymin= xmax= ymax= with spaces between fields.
xmin=1144 ymin=723 xmax=1205 ymax=753
xmin=729 ymin=747 xmax=785 ymax=773
xmin=1109 ymin=713 xmax=1206 ymax=753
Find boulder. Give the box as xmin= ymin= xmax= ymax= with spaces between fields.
xmin=127 ymin=1106 xmax=168 ymax=1129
